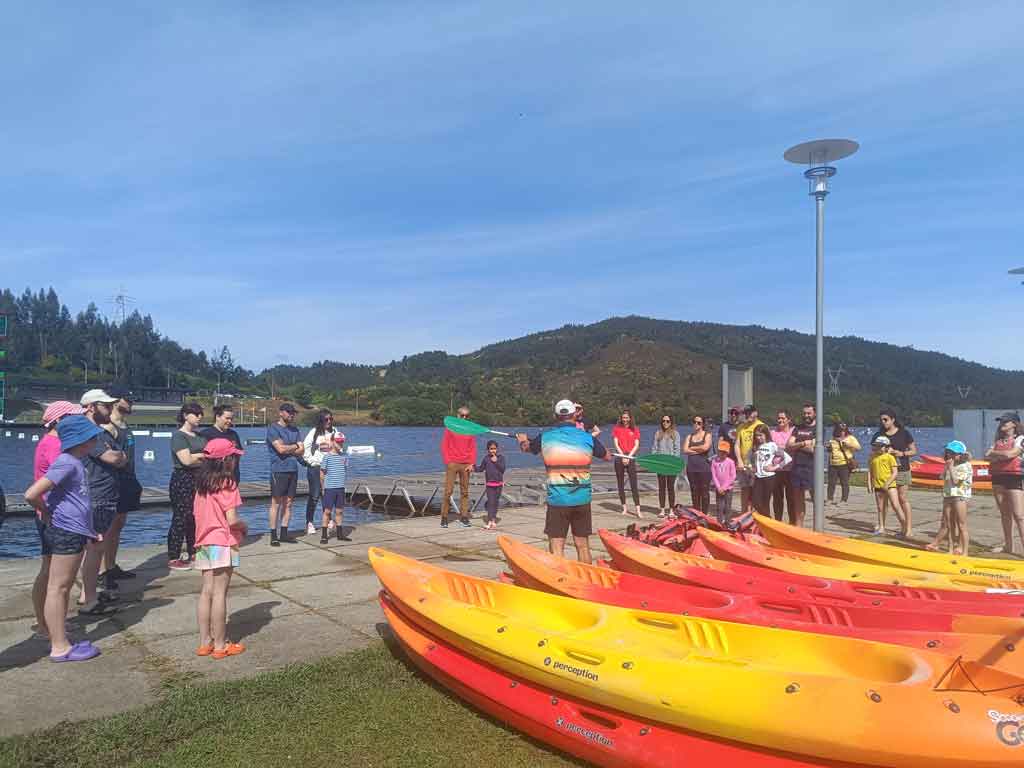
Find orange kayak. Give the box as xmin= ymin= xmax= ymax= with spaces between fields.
xmin=599 ymin=528 xmax=1024 ymax=616
xmin=498 ymin=535 xmax=1024 ymax=673
xmin=912 ymin=455 xmax=992 ymax=491
xmin=380 ymin=591 xmax=858 ymax=767
xmin=699 ymin=528 xmax=1024 ymax=592
xmin=755 ymin=513 xmax=1024 ymax=580
xmin=371 ymin=546 xmax=1024 ymax=768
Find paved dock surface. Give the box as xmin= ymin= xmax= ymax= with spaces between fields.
xmin=1 ymin=483 xmax=1020 ymax=738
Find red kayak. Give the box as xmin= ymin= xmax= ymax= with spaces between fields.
xmin=599 ymin=529 xmax=1024 ymax=618
xmin=380 ymin=590 xmax=856 ymax=768
xmin=500 ymin=536 xmax=1024 ymax=673
xmin=912 ymin=454 xmax=992 ymax=491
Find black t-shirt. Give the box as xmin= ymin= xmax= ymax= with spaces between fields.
xmin=200 ymin=426 xmax=243 ymax=481
xmin=86 ymin=427 xmax=124 ymax=504
xmin=871 ymin=427 xmax=915 ymax=471
xmin=790 ymin=424 xmax=816 ymax=467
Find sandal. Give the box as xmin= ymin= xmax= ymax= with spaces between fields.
xmin=50 ymin=640 xmax=101 ymax=662
xmin=924 ymin=543 xmax=939 ymax=551
xmin=195 ymin=644 xmax=214 ymax=657
xmin=211 ymin=642 xmax=246 ymax=660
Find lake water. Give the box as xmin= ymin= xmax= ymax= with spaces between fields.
xmin=0 ymin=423 xmax=954 ymax=558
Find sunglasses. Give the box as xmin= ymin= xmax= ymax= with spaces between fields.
xmin=692 ymin=419 xmax=703 ymax=425
xmin=662 ymin=419 xmax=672 ymax=424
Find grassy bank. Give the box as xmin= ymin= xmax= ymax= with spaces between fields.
xmin=0 ymin=641 xmax=577 ymax=768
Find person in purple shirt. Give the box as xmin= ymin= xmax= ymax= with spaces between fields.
xmin=23 ymin=415 xmax=106 ymax=662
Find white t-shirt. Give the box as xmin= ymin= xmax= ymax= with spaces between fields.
xmin=753 ymin=442 xmax=792 ymax=478
xmin=303 ymin=427 xmax=341 ymax=468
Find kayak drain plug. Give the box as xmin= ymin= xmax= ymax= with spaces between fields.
xmin=785 ymin=683 xmax=800 ymax=694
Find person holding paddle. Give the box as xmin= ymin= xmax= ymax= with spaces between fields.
xmin=515 ymin=399 xmax=610 ymax=564
xmin=440 ymin=405 xmax=477 ymax=529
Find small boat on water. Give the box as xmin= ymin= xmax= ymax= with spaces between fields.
xmin=346 ymin=444 xmax=376 ymax=456
xmin=910 ymin=454 xmax=991 ymax=490
xmin=245 ymin=438 xmax=266 ymax=445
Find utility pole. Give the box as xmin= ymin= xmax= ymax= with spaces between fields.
xmin=81 ymin=359 xmax=90 ymax=385
xmin=355 ymin=389 xmax=360 ymax=419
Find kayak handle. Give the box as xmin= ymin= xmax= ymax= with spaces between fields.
xmin=564 ymin=649 xmax=604 ymax=666
xmin=636 ymin=616 xmax=679 ymax=631
xmin=757 ymin=601 xmax=805 ymax=616
xmin=574 ymin=708 xmax=622 ymax=731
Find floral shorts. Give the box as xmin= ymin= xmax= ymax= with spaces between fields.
xmin=194 ymin=544 xmax=239 ymax=571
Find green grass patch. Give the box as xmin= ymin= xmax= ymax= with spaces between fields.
xmin=0 ymin=642 xmax=579 ymax=768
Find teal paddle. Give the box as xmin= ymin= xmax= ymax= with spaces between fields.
xmin=612 ymin=453 xmax=685 ymax=476
xmin=443 ymin=416 xmax=516 ymax=439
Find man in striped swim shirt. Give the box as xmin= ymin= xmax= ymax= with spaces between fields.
xmin=517 ymin=399 xmax=609 ymax=564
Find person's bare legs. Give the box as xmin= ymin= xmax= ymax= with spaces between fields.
xmin=896 ymin=482 xmax=912 ymax=537
xmin=953 ymin=499 xmax=968 ymax=555
xmin=573 ymin=536 xmax=592 ymax=565
xmin=548 ymin=536 xmax=566 ymax=558
xmin=874 ymin=490 xmax=886 ymax=532
xmin=47 ymin=552 xmax=84 ymax=656
xmin=928 ymin=500 xmax=951 ymax=551
xmin=1009 ymin=488 xmax=1024 ymax=555
xmin=211 ymin=567 xmax=232 ymax=650
xmin=197 ymin=569 xmax=214 ymax=648
xmin=885 ymin=488 xmax=902 ymax=532
xmin=792 ymin=490 xmax=806 ymax=527
xmin=77 ymin=539 xmax=103 ymax=606
xmin=32 ymin=556 xmax=52 ymax=635
xmin=280 ymin=497 xmax=293 ymax=530
xmin=268 ymin=496 xmax=280 ymax=532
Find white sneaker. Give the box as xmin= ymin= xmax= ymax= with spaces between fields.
xmin=306 ymin=522 xmax=317 ymax=535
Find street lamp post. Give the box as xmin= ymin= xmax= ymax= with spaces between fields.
xmin=784 ymin=139 xmax=859 ymax=532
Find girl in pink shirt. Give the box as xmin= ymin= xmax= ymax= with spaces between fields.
xmin=710 ymin=439 xmax=737 ymax=525
xmin=193 ymin=439 xmax=248 ymax=660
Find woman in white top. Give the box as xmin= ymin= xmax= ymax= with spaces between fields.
xmin=751 ymin=424 xmax=791 ymax=518
xmin=302 ymin=409 xmax=342 ymax=535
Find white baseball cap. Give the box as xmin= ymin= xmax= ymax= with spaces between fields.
xmin=554 ymin=399 xmax=576 ymax=416
xmin=80 ymin=389 xmax=118 ymax=406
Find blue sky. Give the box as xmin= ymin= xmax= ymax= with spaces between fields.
xmin=3 ymin=2 xmax=1023 ymax=371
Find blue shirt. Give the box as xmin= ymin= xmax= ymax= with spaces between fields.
xmin=321 ymin=453 xmax=349 ymax=489
xmin=267 ymin=422 xmax=301 ymax=473
xmin=527 ymin=422 xmax=607 ymax=506
xmin=45 ymin=453 xmax=96 ymax=538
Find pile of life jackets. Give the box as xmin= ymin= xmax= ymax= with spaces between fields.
xmin=625 ymin=505 xmax=756 ymax=554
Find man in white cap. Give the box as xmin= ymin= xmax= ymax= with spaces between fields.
xmin=516 ymin=399 xmax=609 ymax=563
xmin=78 ymin=389 xmax=127 ymax=612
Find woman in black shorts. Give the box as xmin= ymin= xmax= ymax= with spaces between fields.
xmin=985 ymin=412 xmax=1024 ymax=554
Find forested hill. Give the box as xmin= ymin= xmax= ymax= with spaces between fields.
xmin=267 ymin=316 xmax=1024 ymax=427
xmin=5 ymin=285 xmax=1020 ymax=426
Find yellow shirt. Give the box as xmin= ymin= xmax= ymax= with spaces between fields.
xmin=870 ymin=452 xmax=898 ymax=489
xmin=736 ymin=419 xmax=765 ymax=465
xmin=828 ymin=435 xmax=861 ymax=466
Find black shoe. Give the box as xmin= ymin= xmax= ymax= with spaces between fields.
xmin=270 ymin=531 xmax=280 ymax=547
xmin=459 ymin=519 xmax=471 ymax=528
xmin=440 ymin=519 xmax=449 ymax=529
xmin=109 ymin=564 xmax=136 ymax=580
xmin=101 ymin=571 xmax=119 ymax=591
xmin=320 ymin=535 xmax=329 ymax=544
xmin=97 ymin=591 xmax=119 ymax=604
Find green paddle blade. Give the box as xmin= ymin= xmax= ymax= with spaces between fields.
xmin=635 ymin=453 xmax=685 ymax=476
xmin=443 ymin=416 xmax=491 ymax=437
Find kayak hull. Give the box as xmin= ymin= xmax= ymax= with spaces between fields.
xmin=755 ymin=513 xmax=1024 ymax=579
xmin=370 ymin=546 xmax=1024 ymax=768
xmin=380 ymin=591 xmax=852 ymax=768
xmin=498 ymin=535 xmax=1024 ymax=674
xmin=599 ymin=529 xmax=1024 ymax=616
xmin=700 ymin=528 xmax=1024 ymax=592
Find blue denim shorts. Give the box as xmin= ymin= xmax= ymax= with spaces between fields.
xmin=322 ymin=487 xmax=345 ymax=510
xmin=42 ymin=525 xmax=90 ymax=556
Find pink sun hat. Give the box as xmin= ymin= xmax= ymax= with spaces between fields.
xmin=42 ymin=400 xmax=84 ymax=428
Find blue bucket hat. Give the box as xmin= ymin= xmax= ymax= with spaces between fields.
xmin=945 ymin=440 xmax=967 ymax=454
xmin=57 ymin=415 xmax=104 ymax=451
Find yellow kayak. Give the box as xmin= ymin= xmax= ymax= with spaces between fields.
xmin=756 ymin=513 xmax=1024 ymax=580
xmin=700 ymin=528 xmax=1024 ymax=591
xmin=370 ymin=546 xmax=1024 ymax=768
